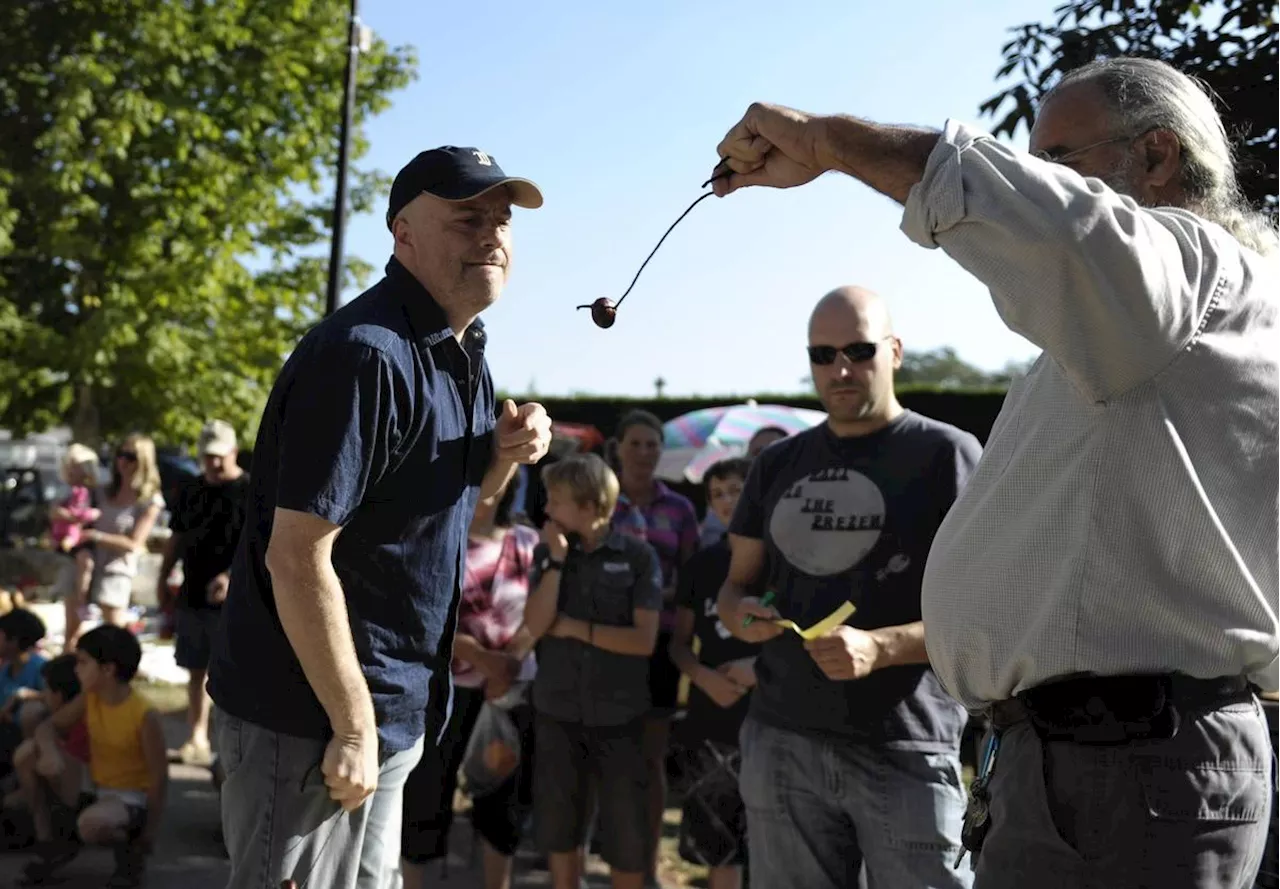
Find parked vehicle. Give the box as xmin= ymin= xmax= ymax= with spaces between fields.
xmin=0 ymin=466 xmax=53 ymax=547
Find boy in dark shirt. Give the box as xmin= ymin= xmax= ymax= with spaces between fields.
xmin=669 ymin=458 xmax=756 ymax=889
xmin=523 ymin=453 xmax=662 ymax=889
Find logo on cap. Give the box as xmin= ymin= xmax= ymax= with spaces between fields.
xmin=473 ymin=150 xmax=492 ymax=166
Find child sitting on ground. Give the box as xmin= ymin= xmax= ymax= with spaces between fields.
xmin=0 ymin=609 xmax=49 ymax=780
xmin=19 ymin=625 xmax=167 ymax=888
xmin=9 ymin=655 xmax=88 ymax=823
xmin=523 ymin=453 xmax=663 ymax=889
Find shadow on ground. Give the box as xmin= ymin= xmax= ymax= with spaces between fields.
xmin=0 ymin=708 xmax=705 ymax=888
xmin=0 ymin=713 xmax=230 ymax=889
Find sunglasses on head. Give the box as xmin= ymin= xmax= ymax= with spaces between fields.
xmin=116 ymin=450 xmax=138 ymax=461
xmin=807 ymin=337 xmax=892 ymax=366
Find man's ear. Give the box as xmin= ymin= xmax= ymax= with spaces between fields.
xmin=1137 ymin=128 xmax=1182 ymax=190
xmin=391 ymin=215 xmax=411 ymax=248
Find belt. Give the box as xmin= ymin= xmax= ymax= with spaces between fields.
xmin=988 ymin=673 xmax=1251 ymax=744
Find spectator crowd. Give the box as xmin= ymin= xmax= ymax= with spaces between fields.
xmin=0 ymin=54 xmax=1275 ymax=889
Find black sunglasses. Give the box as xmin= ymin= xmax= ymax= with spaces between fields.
xmin=116 ymin=450 xmax=138 ymax=461
xmin=807 ymin=337 xmax=893 ymax=366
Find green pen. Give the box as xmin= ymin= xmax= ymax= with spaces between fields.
xmin=742 ymin=590 xmax=776 ymax=628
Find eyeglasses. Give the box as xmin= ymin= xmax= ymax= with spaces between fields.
xmin=1032 ymin=129 xmax=1157 ymax=166
xmin=807 ymin=338 xmax=893 ymax=366
xmin=116 ymin=450 xmax=138 ymax=462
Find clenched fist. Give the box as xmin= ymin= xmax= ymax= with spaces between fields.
xmin=495 ymin=399 xmax=552 ymax=465
xmin=322 ymin=727 xmax=379 ymax=812
xmin=712 ymin=102 xmax=829 ymax=197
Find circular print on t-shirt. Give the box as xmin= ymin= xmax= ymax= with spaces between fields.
xmin=768 ymin=467 xmax=885 ymax=577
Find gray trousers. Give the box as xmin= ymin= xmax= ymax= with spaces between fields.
xmin=974 ymin=696 xmax=1273 ymax=889
xmin=215 ymin=710 xmax=424 ymax=889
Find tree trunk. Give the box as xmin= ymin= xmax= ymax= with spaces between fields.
xmin=70 ymin=383 xmax=100 ymax=446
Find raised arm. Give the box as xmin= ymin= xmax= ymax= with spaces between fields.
xmin=523 ymin=523 xmax=568 ymax=642
xmin=900 ymin=122 xmax=1247 ymax=400
xmin=481 ymin=399 xmax=551 ymax=502
xmin=713 ymin=104 xmax=1252 ymax=402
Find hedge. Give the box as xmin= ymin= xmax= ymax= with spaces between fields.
xmin=505 ymin=388 xmax=1009 ymax=446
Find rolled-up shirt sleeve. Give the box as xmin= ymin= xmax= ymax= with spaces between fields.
xmin=901 ymin=120 xmax=1246 ymax=402
xmin=276 ymin=341 xmax=402 ymax=526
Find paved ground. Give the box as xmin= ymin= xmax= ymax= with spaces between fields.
xmin=0 ymin=604 xmax=696 ymax=887
xmin=0 ymin=710 xmax=667 ymax=888
xmin=0 ymin=713 xmax=230 ymax=888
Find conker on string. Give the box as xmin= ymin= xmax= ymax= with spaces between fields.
xmin=577 ymin=298 xmax=617 ymax=329
xmin=579 ymin=165 xmax=727 ymax=329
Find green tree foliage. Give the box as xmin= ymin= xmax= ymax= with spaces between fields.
xmin=982 ymin=0 xmax=1277 ymax=213
xmin=896 ymin=347 xmax=1031 ymax=388
xmin=0 ymin=0 xmax=416 ymax=446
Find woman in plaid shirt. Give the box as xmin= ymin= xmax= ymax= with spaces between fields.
xmin=400 ymin=479 xmax=538 ymax=889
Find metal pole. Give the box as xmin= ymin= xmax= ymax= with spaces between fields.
xmin=325 ymin=0 xmax=360 ymax=316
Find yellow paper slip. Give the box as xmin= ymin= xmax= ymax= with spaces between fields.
xmin=773 ymin=600 xmax=857 ymax=640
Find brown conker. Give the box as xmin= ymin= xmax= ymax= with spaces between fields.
xmin=577 ymin=297 xmax=617 ymax=329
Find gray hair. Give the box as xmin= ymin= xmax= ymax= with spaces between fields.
xmin=1050 ymin=58 xmax=1277 ymax=256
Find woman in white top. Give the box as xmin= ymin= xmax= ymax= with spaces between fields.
xmin=74 ymin=434 xmax=164 ymax=642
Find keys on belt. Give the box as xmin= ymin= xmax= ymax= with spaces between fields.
xmin=954 ymin=731 xmax=1001 ymax=870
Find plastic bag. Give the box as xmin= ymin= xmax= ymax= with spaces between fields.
xmin=461 ymin=686 xmax=524 ymax=798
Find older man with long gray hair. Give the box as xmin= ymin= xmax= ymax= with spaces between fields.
xmin=711 ymin=57 xmax=1276 ymax=889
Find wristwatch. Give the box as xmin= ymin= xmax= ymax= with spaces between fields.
xmin=533 ymin=543 xmax=564 ymax=575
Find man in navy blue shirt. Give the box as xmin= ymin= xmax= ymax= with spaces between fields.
xmin=207 ymin=147 xmax=552 ymax=889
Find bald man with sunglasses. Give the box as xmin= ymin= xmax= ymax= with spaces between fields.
xmin=717 ymin=286 xmax=983 ymax=889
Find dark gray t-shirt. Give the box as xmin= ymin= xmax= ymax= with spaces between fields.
xmin=729 ymin=411 xmax=981 ymax=749
xmin=531 ymin=531 xmax=663 ymax=727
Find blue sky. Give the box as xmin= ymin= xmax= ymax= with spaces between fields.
xmin=341 ymin=0 xmax=1060 ymax=398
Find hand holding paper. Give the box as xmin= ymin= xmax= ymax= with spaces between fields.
xmin=772 ymin=600 xmax=857 ymax=640
xmin=804 ymin=620 xmax=883 ymax=681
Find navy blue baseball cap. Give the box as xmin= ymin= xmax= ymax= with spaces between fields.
xmin=386 ymin=146 xmax=543 ymax=229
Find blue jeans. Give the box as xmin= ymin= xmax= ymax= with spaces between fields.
xmin=739 ymin=718 xmax=971 ymax=889
xmin=215 ymin=710 xmax=424 ymax=889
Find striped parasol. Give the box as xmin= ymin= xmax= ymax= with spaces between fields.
xmin=663 ymin=401 xmax=826 ymax=449
xmin=657 ymin=402 xmax=827 ymax=483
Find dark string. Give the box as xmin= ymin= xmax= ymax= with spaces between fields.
xmin=610 ymin=162 xmax=733 ymax=310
